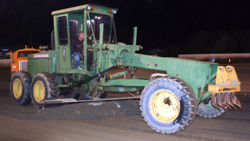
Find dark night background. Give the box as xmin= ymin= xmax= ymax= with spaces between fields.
xmin=0 ymin=0 xmax=249 ymax=57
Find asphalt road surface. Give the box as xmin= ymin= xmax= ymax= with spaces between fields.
xmin=0 ymin=64 xmax=250 ymax=141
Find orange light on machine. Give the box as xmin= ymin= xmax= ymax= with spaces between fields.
xmin=108 ymin=9 xmax=117 ymax=14
xmin=87 ymin=5 xmax=95 ymax=11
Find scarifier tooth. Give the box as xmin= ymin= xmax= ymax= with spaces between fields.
xmin=227 ymin=92 xmax=236 ymax=110
xmin=211 ymin=93 xmax=221 ymax=110
xmin=225 ymin=93 xmax=232 ymax=110
xmin=231 ymin=93 xmax=242 ymax=109
xmin=217 ymin=93 xmax=227 ymax=109
xmin=217 ymin=93 xmax=222 ymax=107
xmin=221 ymin=93 xmax=229 ymax=109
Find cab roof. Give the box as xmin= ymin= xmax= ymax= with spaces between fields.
xmin=51 ymin=4 xmax=116 ymax=15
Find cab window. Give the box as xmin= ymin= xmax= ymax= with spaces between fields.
xmin=58 ymin=16 xmax=68 ymax=46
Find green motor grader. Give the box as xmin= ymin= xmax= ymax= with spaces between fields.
xmin=10 ymin=4 xmax=242 ymax=134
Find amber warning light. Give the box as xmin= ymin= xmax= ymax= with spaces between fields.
xmin=87 ymin=6 xmax=95 ymax=11
xmin=108 ymin=9 xmax=117 ymax=14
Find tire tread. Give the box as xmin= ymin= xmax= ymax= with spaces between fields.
xmin=140 ymin=77 xmax=197 ymax=134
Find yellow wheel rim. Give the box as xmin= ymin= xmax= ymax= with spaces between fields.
xmin=33 ymin=80 xmax=45 ymax=102
xmin=150 ymin=89 xmax=180 ymax=123
xmin=13 ymin=78 xmax=23 ymax=99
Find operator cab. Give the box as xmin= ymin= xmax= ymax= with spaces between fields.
xmin=52 ymin=4 xmax=117 ymax=74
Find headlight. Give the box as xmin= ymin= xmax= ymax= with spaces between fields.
xmin=113 ymin=10 xmax=117 ymax=14
xmin=87 ymin=6 xmax=91 ymax=10
xmin=12 ymin=65 xmax=16 ymax=69
xmin=87 ymin=6 xmax=95 ymax=11
xmin=108 ymin=9 xmax=117 ymax=14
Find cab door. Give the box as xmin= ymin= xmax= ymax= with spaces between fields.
xmin=56 ymin=15 xmax=72 ymax=73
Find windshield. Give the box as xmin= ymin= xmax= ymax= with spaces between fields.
xmin=18 ymin=51 xmax=39 ymax=57
xmin=87 ymin=13 xmax=117 ymax=45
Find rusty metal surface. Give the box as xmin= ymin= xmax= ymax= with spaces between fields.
xmin=217 ymin=93 xmax=226 ymax=109
xmin=227 ymin=93 xmax=236 ymax=110
xmin=211 ymin=92 xmax=242 ymax=110
xmin=221 ymin=93 xmax=230 ymax=109
xmin=211 ymin=93 xmax=220 ymax=110
xmin=231 ymin=93 xmax=242 ymax=108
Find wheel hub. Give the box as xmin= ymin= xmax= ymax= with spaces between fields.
xmin=150 ymin=89 xmax=180 ymax=123
xmin=33 ymin=81 xmax=45 ymax=102
xmin=13 ymin=78 xmax=23 ymax=99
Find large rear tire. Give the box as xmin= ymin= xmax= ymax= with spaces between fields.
xmin=30 ymin=73 xmax=59 ymax=108
xmin=10 ymin=71 xmax=32 ymax=105
xmin=140 ymin=77 xmax=197 ymax=134
xmin=197 ymin=99 xmax=225 ymax=118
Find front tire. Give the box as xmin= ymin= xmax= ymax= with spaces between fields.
xmin=10 ymin=71 xmax=32 ymax=105
xmin=197 ymin=99 xmax=225 ymax=118
xmin=30 ymin=73 xmax=59 ymax=108
xmin=140 ymin=77 xmax=197 ymax=134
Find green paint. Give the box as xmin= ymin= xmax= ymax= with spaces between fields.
xmin=121 ymin=53 xmax=219 ymax=101
xmin=103 ymin=79 xmax=150 ymax=87
xmin=26 ymin=4 xmax=222 ymax=103
xmin=97 ymin=86 xmax=144 ymax=92
xmin=133 ymin=27 xmax=137 ymax=45
xmin=109 ymin=70 xmax=129 ymax=79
